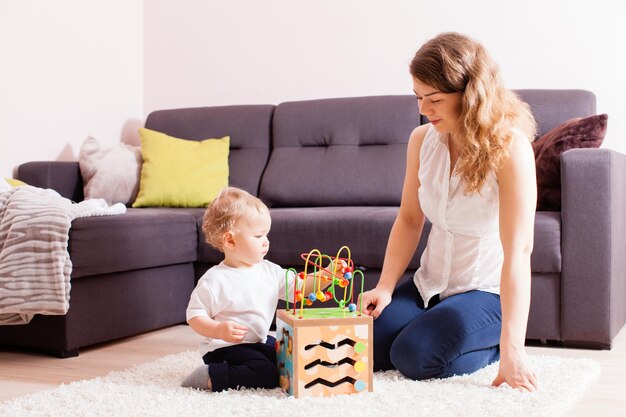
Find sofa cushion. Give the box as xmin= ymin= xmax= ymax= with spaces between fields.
xmin=195 ymin=206 xmax=408 ymax=267
xmin=197 ymin=208 xmax=561 ymax=273
xmin=533 ymin=114 xmax=607 ymax=211
xmin=133 ymin=129 xmax=229 ymax=208
xmin=3 ymin=178 xmax=27 ymax=187
xmin=78 ymin=136 xmax=142 ymax=206
xmin=144 ymin=105 xmax=275 ymax=197
xmin=69 ymin=208 xmax=198 ymax=278
xmin=268 ymin=207 xmax=424 ymax=269
xmin=259 ymin=96 xmax=420 ymax=207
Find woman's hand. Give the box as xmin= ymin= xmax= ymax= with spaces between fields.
xmin=217 ymin=321 xmax=248 ymax=343
xmin=492 ymin=348 xmax=538 ymax=392
xmin=359 ymin=286 xmax=393 ymax=319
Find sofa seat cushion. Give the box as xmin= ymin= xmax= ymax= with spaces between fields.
xmin=532 ymin=212 xmax=561 ymax=273
xmin=197 ymin=208 xmax=561 ymax=274
xmin=268 ymin=207 xmax=423 ymax=269
xmin=69 ymin=208 xmax=198 ymax=278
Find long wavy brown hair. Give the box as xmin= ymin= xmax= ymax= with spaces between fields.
xmin=410 ymin=32 xmax=537 ymax=194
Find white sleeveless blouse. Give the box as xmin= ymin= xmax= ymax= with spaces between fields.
xmin=414 ymin=125 xmax=502 ymax=307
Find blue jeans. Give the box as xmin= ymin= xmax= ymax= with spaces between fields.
xmin=373 ymin=279 xmax=501 ymax=380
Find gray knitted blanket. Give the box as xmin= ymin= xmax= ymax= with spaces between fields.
xmin=0 ymin=186 xmax=126 ymax=325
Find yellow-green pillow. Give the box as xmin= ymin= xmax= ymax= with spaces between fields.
xmin=132 ymin=128 xmax=230 ymax=208
xmin=5 ymin=178 xmax=27 ymax=187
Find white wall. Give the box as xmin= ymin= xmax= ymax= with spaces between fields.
xmin=2 ymin=0 xmax=623 ymax=181
xmin=144 ymin=0 xmax=625 ymax=152
xmin=0 ymin=0 xmax=143 ymax=179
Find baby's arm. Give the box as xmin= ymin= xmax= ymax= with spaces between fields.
xmin=188 ymin=316 xmax=248 ymax=343
xmin=299 ymin=259 xmax=344 ymax=295
xmin=301 ymin=273 xmax=330 ymax=295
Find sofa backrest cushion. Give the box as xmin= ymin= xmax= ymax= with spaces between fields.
xmin=144 ymin=105 xmax=275 ymax=196
xmin=514 ymin=89 xmax=596 ymax=138
xmin=259 ymin=95 xmax=421 ymax=207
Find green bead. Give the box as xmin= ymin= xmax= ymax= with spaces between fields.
xmin=354 ymin=342 xmax=366 ymax=353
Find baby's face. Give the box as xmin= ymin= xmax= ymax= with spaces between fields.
xmin=230 ymin=211 xmax=271 ymax=267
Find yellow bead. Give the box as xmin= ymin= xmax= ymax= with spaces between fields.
xmin=354 ymin=361 xmax=366 ymax=373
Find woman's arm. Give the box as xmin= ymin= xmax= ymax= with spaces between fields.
xmin=360 ymin=124 xmax=428 ymax=317
xmin=493 ymin=133 xmax=538 ymax=391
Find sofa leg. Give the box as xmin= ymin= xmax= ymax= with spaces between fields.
xmin=49 ymin=348 xmax=79 ymax=358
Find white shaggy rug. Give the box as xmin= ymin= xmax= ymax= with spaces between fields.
xmin=0 ymin=351 xmax=600 ymax=417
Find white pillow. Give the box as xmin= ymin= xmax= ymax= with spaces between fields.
xmin=79 ymin=136 xmax=142 ymax=205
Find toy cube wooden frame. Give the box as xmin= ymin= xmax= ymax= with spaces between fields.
xmin=276 ymin=308 xmax=373 ymax=397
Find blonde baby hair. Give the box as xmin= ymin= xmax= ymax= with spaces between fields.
xmin=202 ymin=187 xmax=269 ymax=252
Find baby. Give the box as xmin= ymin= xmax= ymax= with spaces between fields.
xmin=181 ymin=186 xmax=328 ymax=391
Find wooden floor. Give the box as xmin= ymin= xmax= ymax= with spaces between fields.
xmin=1 ymin=325 xmax=626 ymax=415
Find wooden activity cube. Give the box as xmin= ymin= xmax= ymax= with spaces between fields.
xmin=275 ymin=308 xmax=373 ymax=397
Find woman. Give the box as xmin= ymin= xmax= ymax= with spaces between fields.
xmin=360 ymin=32 xmax=538 ymax=391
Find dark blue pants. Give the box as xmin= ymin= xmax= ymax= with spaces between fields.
xmin=202 ymin=336 xmax=279 ymax=392
xmin=373 ymin=279 xmax=501 ymax=380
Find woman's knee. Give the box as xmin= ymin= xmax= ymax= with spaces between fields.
xmin=389 ymin=334 xmax=444 ymax=380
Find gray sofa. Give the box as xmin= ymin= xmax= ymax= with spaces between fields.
xmin=1 ymin=89 xmax=624 ymax=357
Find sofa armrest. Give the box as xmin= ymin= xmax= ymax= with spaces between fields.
xmin=16 ymin=161 xmax=84 ymax=202
xmin=561 ymin=148 xmax=626 ymax=348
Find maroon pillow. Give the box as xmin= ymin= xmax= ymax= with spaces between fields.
xmin=533 ymin=114 xmax=608 ymax=211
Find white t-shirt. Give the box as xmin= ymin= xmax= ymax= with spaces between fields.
xmin=186 ymin=260 xmax=296 ymax=355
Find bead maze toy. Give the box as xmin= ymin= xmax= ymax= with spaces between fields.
xmin=275 ymin=246 xmax=373 ymax=398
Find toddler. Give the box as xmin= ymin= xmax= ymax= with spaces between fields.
xmin=181 ymin=187 xmax=327 ymax=391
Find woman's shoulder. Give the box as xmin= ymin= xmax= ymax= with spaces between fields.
xmin=409 ymin=123 xmax=431 ymax=142
xmin=506 ymin=128 xmax=534 ymax=157
xmin=496 ymin=128 xmax=535 ymax=178
xmin=408 ymin=124 xmax=434 ymax=152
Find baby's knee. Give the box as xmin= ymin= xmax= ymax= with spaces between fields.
xmin=249 ymin=360 xmax=280 ymax=388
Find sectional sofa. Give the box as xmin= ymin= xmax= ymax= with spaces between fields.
xmin=1 ymin=90 xmax=625 ymax=357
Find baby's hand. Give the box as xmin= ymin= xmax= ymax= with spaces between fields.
xmin=327 ymin=259 xmax=348 ymax=277
xmin=217 ymin=321 xmax=248 ymax=343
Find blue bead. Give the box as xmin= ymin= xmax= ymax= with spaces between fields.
xmin=344 ymin=272 xmax=352 ymax=279
xmin=308 ymin=293 xmax=317 ymax=302
xmin=354 ymin=380 xmax=366 ymax=391
xmin=348 ymin=303 xmax=357 ymax=312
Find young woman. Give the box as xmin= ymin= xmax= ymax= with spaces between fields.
xmin=360 ymin=32 xmax=538 ymax=391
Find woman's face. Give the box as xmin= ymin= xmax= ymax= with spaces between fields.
xmin=413 ymin=78 xmax=463 ymax=135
